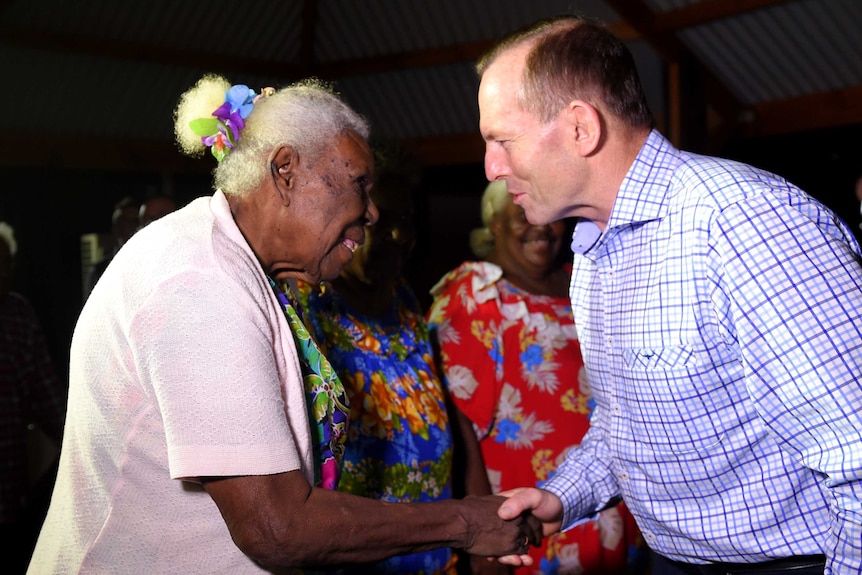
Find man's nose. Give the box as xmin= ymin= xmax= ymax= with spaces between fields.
xmin=484 ymin=145 xmax=507 ymax=182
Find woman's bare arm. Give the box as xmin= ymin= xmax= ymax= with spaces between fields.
xmin=202 ymin=469 xmax=539 ymax=570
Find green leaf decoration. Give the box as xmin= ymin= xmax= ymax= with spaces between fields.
xmin=211 ymin=145 xmax=227 ymax=163
xmin=189 ymin=118 xmax=219 ymax=137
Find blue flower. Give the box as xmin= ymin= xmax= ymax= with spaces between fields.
xmin=540 ymin=555 xmax=560 ymax=574
xmin=520 ymin=344 xmax=544 ymax=370
xmin=494 ymin=419 xmax=520 ymax=443
xmin=211 ymin=85 xmax=256 ymax=145
xmin=489 ymin=339 xmax=503 ymax=364
xmin=225 ymin=84 xmax=256 ymax=118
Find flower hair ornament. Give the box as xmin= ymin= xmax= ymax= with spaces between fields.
xmin=189 ymin=84 xmax=275 ymax=162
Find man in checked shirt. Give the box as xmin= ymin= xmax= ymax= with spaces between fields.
xmin=475 ymin=15 xmax=862 ymax=575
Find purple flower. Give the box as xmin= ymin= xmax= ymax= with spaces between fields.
xmin=209 ymin=85 xmax=256 ymax=145
xmin=210 ymin=102 xmax=244 ymax=145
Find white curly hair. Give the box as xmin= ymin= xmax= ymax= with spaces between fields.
xmin=174 ymin=74 xmax=370 ymax=197
xmin=469 ymin=180 xmax=512 ymax=258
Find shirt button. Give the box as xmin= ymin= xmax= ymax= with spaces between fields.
xmin=618 ymin=471 xmax=629 ymax=482
xmin=643 ymin=531 xmax=657 ymax=543
xmin=606 ymin=336 xmax=614 ymax=347
xmin=612 ymin=403 xmax=622 ymax=415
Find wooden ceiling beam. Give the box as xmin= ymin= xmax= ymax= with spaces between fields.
xmin=652 ymin=0 xmax=795 ymax=33
xmin=0 ymin=129 xmax=485 ymax=173
xmin=0 ymin=132 xmax=213 ymax=174
xmin=313 ymin=21 xmax=637 ymax=78
xmin=604 ymin=0 xmax=746 ymax=123
xmin=0 ymin=26 xmax=287 ymax=79
xmin=748 ymin=84 xmax=862 ymax=138
xmin=402 ymin=132 xmax=485 ymax=167
xmin=0 ymin=20 xmax=637 ymax=81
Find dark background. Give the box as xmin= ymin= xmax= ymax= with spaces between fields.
xmin=2 ymin=121 xmax=861 ymax=386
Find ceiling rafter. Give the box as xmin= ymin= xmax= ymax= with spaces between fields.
xmin=749 ymin=85 xmax=862 ymax=138
xmin=604 ymin=0 xmax=746 ymax=123
xmin=0 ymin=21 xmax=636 ymax=81
xmin=650 ymin=0 xmax=795 ymax=33
xmin=1 ymin=2 xmax=858 ymax=169
xmin=0 ymin=26 xmax=289 ymax=78
xmin=628 ymin=0 xmax=862 ymax=138
xmin=0 ymin=131 xmax=213 ymax=173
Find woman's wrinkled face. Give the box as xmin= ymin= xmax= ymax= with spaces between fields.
xmin=491 ymin=197 xmax=565 ymax=276
xmin=277 ymin=131 xmax=378 ymax=284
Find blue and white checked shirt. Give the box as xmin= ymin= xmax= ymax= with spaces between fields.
xmin=543 ymin=130 xmax=862 ymax=573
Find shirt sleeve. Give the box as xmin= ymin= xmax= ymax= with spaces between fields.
xmin=711 ymin=193 xmax=862 ymax=574
xmin=129 ymin=269 xmax=304 ymax=480
xmin=542 ymin=404 xmax=623 ymax=530
xmin=426 ymin=266 xmax=502 ymax=437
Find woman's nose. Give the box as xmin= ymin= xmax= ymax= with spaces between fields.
xmin=364 ymin=198 xmax=380 ymax=226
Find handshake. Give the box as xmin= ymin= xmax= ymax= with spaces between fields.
xmin=458 ymin=488 xmax=563 ymax=568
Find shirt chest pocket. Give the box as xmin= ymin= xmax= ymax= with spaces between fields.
xmin=619 ymin=342 xmax=742 ymax=458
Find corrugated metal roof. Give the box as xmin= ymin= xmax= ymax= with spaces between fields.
xmin=4 ymin=0 xmax=303 ymax=61
xmin=315 ymin=0 xmax=620 ymax=61
xmin=678 ymin=0 xmax=862 ymax=105
xmin=1 ymin=0 xmax=859 ymax=167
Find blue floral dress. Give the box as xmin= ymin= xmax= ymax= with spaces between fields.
xmin=298 ymin=279 xmax=457 ymax=575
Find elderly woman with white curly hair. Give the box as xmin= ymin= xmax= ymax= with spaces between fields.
xmin=28 ymin=75 xmax=540 ymax=574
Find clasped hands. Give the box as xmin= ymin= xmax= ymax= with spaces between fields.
xmin=464 ymin=487 xmax=563 ymax=569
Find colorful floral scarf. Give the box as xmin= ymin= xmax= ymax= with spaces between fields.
xmin=270 ymin=278 xmax=349 ymax=489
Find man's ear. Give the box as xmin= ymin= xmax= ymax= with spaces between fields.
xmin=564 ymin=100 xmax=602 ymax=157
xmin=270 ymin=146 xmax=297 ymax=206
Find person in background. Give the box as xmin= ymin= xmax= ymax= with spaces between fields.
xmin=28 ymin=74 xmax=539 ymax=575
xmin=0 ymin=221 xmax=65 ymax=574
xmin=475 ymin=16 xmax=862 ymax=575
xmin=297 ymin=145 xmax=466 ymax=574
xmin=84 ymin=196 xmax=140 ymax=295
xmin=427 ymin=182 xmax=645 ymax=575
xmin=139 ymin=191 xmax=177 ymax=228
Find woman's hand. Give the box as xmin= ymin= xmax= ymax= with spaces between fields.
xmin=493 ymin=487 xmax=563 ymax=567
xmin=458 ymin=495 xmax=543 ymax=557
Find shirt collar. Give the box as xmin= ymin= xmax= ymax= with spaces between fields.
xmin=570 ymin=130 xmax=680 ymax=255
xmin=570 ymin=220 xmax=602 ymax=255
xmin=605 ymin=129 xmax=680 ymax=230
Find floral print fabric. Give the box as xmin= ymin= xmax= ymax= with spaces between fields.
xmin=298 ymin=279 xmax=456 ymax=575
xmin=272 ymin=279 xmax=349 ymax=490
xmin=427 ymin=262 xmax=644 ymax=575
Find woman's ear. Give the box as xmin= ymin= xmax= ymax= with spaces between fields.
xmin=564 ymin=100 xmax=602 ymax=157
xmin=270 ymin=146 xmax=297 ymax=206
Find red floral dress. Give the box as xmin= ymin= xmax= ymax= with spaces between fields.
xmin=427 ymin=262 xmax=645 ymax=575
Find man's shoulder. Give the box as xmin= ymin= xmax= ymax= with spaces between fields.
xmin=671 ymin=152 xmax=792 ymax=212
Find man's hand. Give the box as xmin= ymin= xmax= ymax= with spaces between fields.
xmin=494 ymin=488 xmax=564 ymax=567
xmin=458 ymin=495 xmax=543 ymax=557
